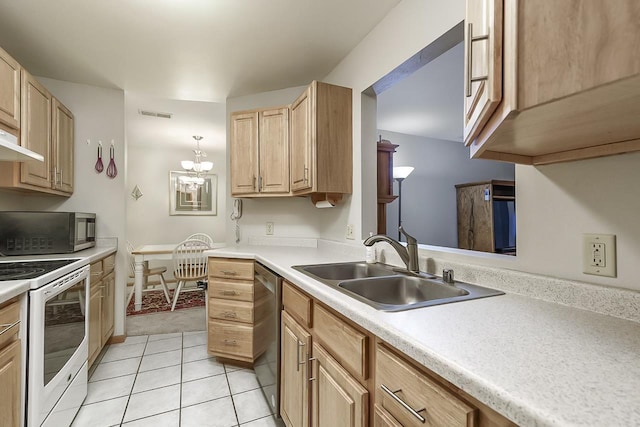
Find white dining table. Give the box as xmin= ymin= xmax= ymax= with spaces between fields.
xmin=131 ymin=243 xmax=225 ymax=311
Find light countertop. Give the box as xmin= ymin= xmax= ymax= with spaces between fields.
xmin=0 ymin=245 xmax=117 ymax=304
xmin=206 ymin=244 xmax=640 ymax=427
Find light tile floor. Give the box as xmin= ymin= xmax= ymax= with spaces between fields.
xmin=72 ymin=332 xmax=277 ymax=427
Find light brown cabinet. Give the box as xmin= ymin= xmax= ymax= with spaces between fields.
xmin=280 ymin=281 xmax=368 ymax=427
xmin=230 ymin=107 xmax=289 ymax=196
xmin=88 ymin=253 xmax=116 ymax=366
xmin=465 ymin=0 xmax=640 ymax=165
xmin=0 ymin=68 xmax=74 ymax=196
xmin=281 ymin=280 xmax=517 ymax=427
xmin=0 ymin=298 xmax=21 ymax=427
xmin=290 ymin=81 xmax=352 ymax=197
xmin=455 ymin=180 xmax=515 ymax=254
xmin=0 ymin=46 xmax=20 ymax=131
xmin=207 ymin=257 xmax=270 ymax=363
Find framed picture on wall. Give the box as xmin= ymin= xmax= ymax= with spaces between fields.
xmin=169 ymin=171 xmax=217 ymax=216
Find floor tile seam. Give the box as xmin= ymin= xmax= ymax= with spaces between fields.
xmin=119 ymin=339 xmax=148 ymax=426
xmin=181 ymin=371 xmax=226 ymax=384
xmin=89 ymin=370 xmax=139 ymax=383
xmin=131 ymin=379 xmax=182 ymax=396
xmin=101 ymin=353 xmax=146 ymax=364
xmin=179 ymin=332 xmax=184 ymax=427
xmin=143 ymin=346 xmax=184 ymax=356
xmin=178 ymin=391 xmax=234 ymax=410
xmin=115 ymin=338 xmax=149 ymax=348
xmin=226 ymin=370 xmax=242 ymax=427
xmin=229 ymin=384 xmax=262 ymax=396
xmin=119 ymin=407 xmax=180 ymax=425
xmin=138 ymin=360 xmax=182 ymax=373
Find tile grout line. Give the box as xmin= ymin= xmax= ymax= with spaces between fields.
xmin=118 ymin=336 xmax=149 ymax=426
xmin=179 ymin=332 xmax=184 ymax=427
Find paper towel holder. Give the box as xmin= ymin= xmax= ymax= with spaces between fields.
xmin=310 ymin=193 xmax=343 ymax=208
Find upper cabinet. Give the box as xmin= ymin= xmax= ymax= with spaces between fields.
xmin=290 ymin=81 xmax=352 ymax=197
xmin=0 ymin=47 xmax=20 ymax=131
xmin=464 ymin=0 xmax=640 ymax=165
xmin=0 ymin=67 xmax=74 ymax=196
xmin=230 ymin=106 xmax=289 ymax=196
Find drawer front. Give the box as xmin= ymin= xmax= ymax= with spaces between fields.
xmin=209 ymin=258 xmax=254 ymax=280
xmin=102 ymin=254 xmax=116 ymax=274
xmin=208 ymin=319 xmax=254 ymax=359
xmin=209 ymin=298 xmax=254 ymax=323
xmin=374 ymin=404 xmax=403 ymax=427
xmin=313 ymin=303 xmax=367 ymax=380
xmin=209 ymin=279 xmax=255 ymax=302
xmin=282 ymin=281 xmax=312 ymax=327
xmin=376 ymin=345 xmax=476 ymax=427
xmin=0 ymin=298 xmax=20 ymax=349
xmin=89 ymin=260 xmax=103 ymax=284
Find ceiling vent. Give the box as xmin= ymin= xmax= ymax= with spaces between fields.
xmin=138 ymin=109 xmax=172 ymax=119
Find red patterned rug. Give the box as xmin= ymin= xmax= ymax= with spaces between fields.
xmin=126 ymin=289 xmax=205 ymax=316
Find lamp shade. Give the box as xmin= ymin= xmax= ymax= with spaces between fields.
xmin=181 ymin=160 xmax=194 ymax=170
xmin=393 ymin=166 xmax=414 ymax=180
xmin=201 ymin=161 xmax=213 ymax=171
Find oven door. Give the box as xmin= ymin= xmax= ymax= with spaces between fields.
xmin=27 ymin=266 xmax=89 ymax=427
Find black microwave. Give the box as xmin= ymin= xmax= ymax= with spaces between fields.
xmin=0 ymin=211 xmax=96 ymax=255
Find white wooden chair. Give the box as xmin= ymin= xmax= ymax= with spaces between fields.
xmin=171 ymin=239 xmax=209 ymax=311
xmin=126 ymin=241 xmax=171 ymax=306
xmin=186 ymin=233 xmax=214 ymax=247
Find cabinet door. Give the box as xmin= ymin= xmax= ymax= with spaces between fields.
xmin=259 ymin=107 xmax=290 ymax=193
xmin=456 ymin=184 xmax=494 ymax=253
xmin=463 ymin=0 xmax=502 ymax=145
xmin=280 ymin=310 xmax=311 ymax=427
xmin=52 ymin=98 xmax=74 ymax=194
xmin=311 ymin=342 xmax=368 ymax=427
xmin=88 ymin=283 xmax=102 ymax=366
xmin=0 ymin=47 xmax=20 ymax=130
xmin=230 ymin=111 xmax=259 ymax=195
xmin=20 ymin=70 xmax=52 ymax=189
xmin=0 ymin=340 xmax=21 ymax=427
xmin=290 ymin=85 xmax=314 ymax=193
xmin=101 ymin=271 xmax=115 ymax=346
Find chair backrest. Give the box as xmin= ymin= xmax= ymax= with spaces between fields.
xmin=126 ymin=241 xmax=135 ymax=275
xmin=186 ymin=233 xmax=214 ymax=247
xmin=172 ymin=239 xmax=210 ymax=280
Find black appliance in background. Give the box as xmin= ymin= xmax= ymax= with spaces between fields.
xmin=0 ymin=211 xmax=96 ymax=256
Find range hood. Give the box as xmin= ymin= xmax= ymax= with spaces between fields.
xmin=0 ymin=130 xmax=44 ymax=162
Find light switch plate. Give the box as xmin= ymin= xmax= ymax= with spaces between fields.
xmin=582 ymin=233 xmax=616 ymax=277
xmin=346 ymin=224 xmax=355 ymax=240
xmin=266 ymin=222 xmax=274 ymax=235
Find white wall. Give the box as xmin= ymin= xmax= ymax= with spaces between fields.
xmin=125 ymin=96 xmax=227 ymax=248
xmin=381 ymin=130 xmax=514 ymax=247
xmin=225 ymin=86 xmax=329 ymax=244
xmin=0 ymin=78 xmax=129 ymax=335
xmin=319 ymin=0 xmax=639 ymax=293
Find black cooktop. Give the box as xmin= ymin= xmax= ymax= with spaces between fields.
xmin=0 ymin=259 xmax=80 ymax=281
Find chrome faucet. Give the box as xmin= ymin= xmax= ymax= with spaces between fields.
xmin=363 ymin=226 xmax=419 ymax=273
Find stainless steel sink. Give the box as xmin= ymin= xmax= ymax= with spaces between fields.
xmin=292 ymin=261 xmax=504 ymax=311
xmin=295 ymin=262 xmax=398 ymax=281
xmin=339 ymin=276 xmax=468 ymax=305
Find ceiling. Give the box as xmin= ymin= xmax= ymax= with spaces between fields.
xmin=377 ymin=42 xmax=464 ymax=142
xmin=0 ymin=0 xmax=400 ymax=102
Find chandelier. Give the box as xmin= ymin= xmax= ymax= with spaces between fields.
xmin=181 ymin=135 xmax=213 ymax=178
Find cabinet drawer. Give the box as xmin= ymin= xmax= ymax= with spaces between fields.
xmin=89 ymin=260 xmax=103 ymax=284
xmin=374 ymin=404 xmax=402 ymax=427
xmin=376 ymin=344 xmax=477 ymax=427
xmin=209 ymin=258 xmax=254 ymax=280
xmin=0 ymin=298 xmax=20 ymax=349
xmin=313 ymin=303 xmax=367 ymax=380
xmin=209 ymin=298 xmax=254 ymax=323
xmin=282 ymin=281 xmax=312 ymax=327
xmin=103 ymin=254 xmax=116 ymax=274
xmin=209 ymin=279 xmax=255 ymax=302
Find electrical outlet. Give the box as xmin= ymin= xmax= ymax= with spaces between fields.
xmin=266 ymin=222 xmax=274 ymax=235
xmin=346 ymin=224 xmax=355 ymax=240
xmin=583 ymin=234 xmax=616 ymax=277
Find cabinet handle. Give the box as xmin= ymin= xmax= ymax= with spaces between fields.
xmin=253 ymin=175 xmax=257 ymax=191
xmin=0 ymin=321 xmax=19 ymax=336
xmin=258 ymin=175 xmax=263 ymax=191
xmin=60 ymin=169 xmax=63 ymax=185
xmin=303 ymin=166 xmax=308 ymax=183
xmin=223 ymin=339 xmax=238 ymax=346
xmin=91 ymin=271 xmax=103 ymax=276
xmin=221 ymin=290 xmax=239 ymax=296
xmin=380 ymin=384 xmax=426 ymax=423
xmin=465 ymin=23 xmax=490 ymax=98
xmin=220 ymin=270 xmax=237 ymax=276
xmin=296 ymin=340 xmax=305 ymax=372
xmin=308 ymin=354 xmax=317 ymax=382
xmin=222 ymin=311 xmax=237 ymax=318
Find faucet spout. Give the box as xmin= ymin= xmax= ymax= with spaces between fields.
xmin=363 ymin=226 xmax=420 ymax=273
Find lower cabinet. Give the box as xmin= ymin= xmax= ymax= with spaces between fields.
xmin=280 ymin=281 xmax=517 ymax=427
xmin=0 ymin=298 xmax=21 ymax=427
xmin=88 ymin=253 xmax=116 ymax=366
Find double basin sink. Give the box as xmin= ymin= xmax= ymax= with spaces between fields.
xmin=292 ymin=262 xmax=503 ymax=312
